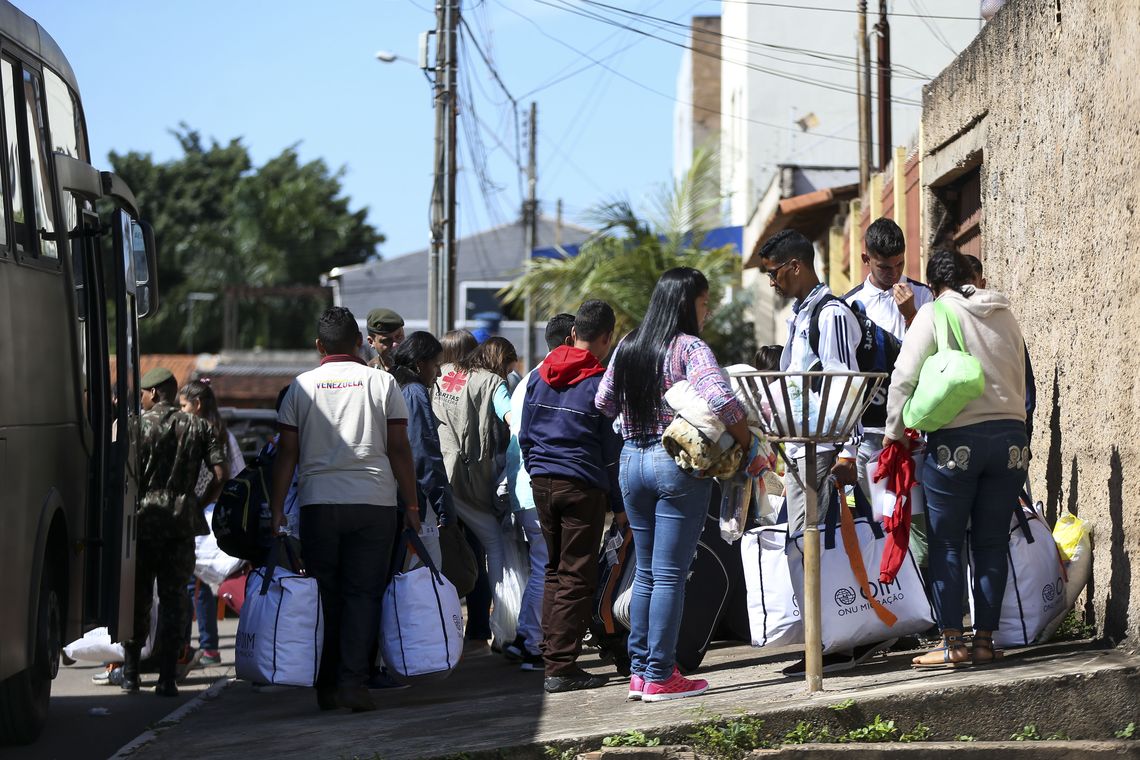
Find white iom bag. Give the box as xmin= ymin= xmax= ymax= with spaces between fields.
xmin=969 ymin=498 xmax=1067 ymax=649
xmin=235 ymin=539 xmax=323 ymax=687
xmin=788 ymin=489 xmax=934 ymax=653
xmin=381 ymin=530 xmax=464 ymax=681
xmin=741 ymin=524 xmax=803 ymax=648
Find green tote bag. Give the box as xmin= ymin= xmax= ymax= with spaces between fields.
xmin=902 ymin=300 xmax=986 ymax=431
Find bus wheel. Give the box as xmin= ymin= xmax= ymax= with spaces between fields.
xmin=0 ymin=565 xmax=61 ymax=745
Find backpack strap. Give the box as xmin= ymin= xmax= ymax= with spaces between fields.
xmin=807 ymin=294 xmax=841 ymax=364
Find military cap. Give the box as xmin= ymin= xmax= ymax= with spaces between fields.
xmin=367 ymin=308 xmax=405 ymax=335
xmin=140 ymin=367 xmax=174 ymax=389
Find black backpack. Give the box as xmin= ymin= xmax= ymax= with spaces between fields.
xmin=808 ymin=294 xmax=902 ymax=428
xmin=211 ymin=444 xmax=277 ymax=564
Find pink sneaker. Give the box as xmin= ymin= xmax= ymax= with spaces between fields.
xmin=627 ymin=674 xmax=645 ymax=701
xmin=641 ymin=668 xmax=708 ymax=703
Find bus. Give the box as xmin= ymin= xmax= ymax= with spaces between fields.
xmin=0 ymin=1 xmax=158 ymax=744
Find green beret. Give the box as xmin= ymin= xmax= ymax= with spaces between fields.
xmin=140 ymin=367 xmax=174 ymax=389
xmin=367 ymin=307 xmax=404 ymax=335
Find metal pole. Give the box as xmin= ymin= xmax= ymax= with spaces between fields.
xmin=802 ymin=444 xmax=824 ymax=692
xmin=522 ymin=102 xmax=537 ymax=371
xmin=428 ymin=0 xmax=447 ymax=337
xmin=442 ymin=0 xmax=460 ymax=331
xmin=876 ymin=0 xmax=892 ymax=171
xmin=856 ymin=0 xmax=872 ymax=185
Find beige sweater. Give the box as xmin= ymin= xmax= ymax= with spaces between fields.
xmin=885 ymin=288 xmax=1026 ymax=440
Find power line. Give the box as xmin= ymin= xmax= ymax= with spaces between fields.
xmin=531 ymin=0 xmax=923 ymax=106
xmin=717 ymin=0 xmax=979 ymax=22
xmin=908 ymin=0 xmax=961 ymax=55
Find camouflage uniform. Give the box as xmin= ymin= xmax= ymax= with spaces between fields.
xmin=130 ymin=402 xmax=225 ymax=653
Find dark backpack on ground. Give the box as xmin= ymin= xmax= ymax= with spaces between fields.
xmin=590 ymin=520 xmax=635 ymax=676
xmin=808 ymin=294 xmax=902 ymax=428
xmin=212 ymin=445 xmax=276 ymax=564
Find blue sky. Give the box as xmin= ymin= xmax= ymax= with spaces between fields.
xmin=14 ymin=0 xmax=733 ymax=258
xmin=13 ymin=1 xmax=977 ymax=261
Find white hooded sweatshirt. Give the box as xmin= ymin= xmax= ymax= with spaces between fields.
xmin=885 ymin=287 xmax=1027 ymax=440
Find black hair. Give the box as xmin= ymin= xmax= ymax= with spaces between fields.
xmin=758 ymin=229 xmax=814 ymax=266
xmin=573 ymin=300 xmax=615 ymax=343
xmin=389 ymin=331 xmax=444 ymax=388
xmin=612 ymin=267 xmax=709 ymax=435
xmin=864 ymin=217 xmax=905 ymax=258
xmin=545 ymin=313 xmax=576 ymax=351
xmin=754 ymin=345 xmax=783 ymax=372
xmin=275 ymin=385 xmax=290 ymax=413
xmin=926 ymin=249 xmax=974 ymax=297
xmin=180 ymin=378 xmax=226 ymax=448
xmin=317 ymin=306 xmax=361 ymax=355
xmin=963 ymin=254 xmax=984 ymax=278
xmin=152 ymin=376 xmax=179 ymax=405
xmin=440 ymin=329 xmax=478 ymax=365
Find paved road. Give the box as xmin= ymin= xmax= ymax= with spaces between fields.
xmin=6 ymin=618 xmax=238 ymax=760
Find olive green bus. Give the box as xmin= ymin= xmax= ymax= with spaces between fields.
xmin=0 ymin=1 xmax=158 ymax=744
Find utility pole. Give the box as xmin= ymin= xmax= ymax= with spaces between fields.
xmin=522 ymin=102 xmax=538 ymax=371
xmin=856 ymin=0 xmax=872 ymax=187
xmin=876 ymin=0 xmax=892 ymax=170
xmin=428 ymin=0 xmax=460 ymax=335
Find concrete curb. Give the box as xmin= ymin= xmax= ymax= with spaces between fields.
xmin=107 ymin=676 xmax=234 ymax=759
xmin=747 ymin=741 xmax=1140 ymax=757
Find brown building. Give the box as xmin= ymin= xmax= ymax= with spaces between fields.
xmin=922 ymin=0 xmax=1140 ymax=646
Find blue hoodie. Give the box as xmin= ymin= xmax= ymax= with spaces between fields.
xmin=519 ymin=345 xmax=623 ymax=511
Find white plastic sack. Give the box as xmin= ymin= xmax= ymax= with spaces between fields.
xmin=867 ymin=448 xmax=926 ymax=521
xmin=195 ymin=504 xmax=245 ymax=589
xmin=235 ymin=564 xmax=323 ymax=687
xmin=489 ymin=527 xmax=529 ymax=646
xmin=612 ymin=548 xmax=637 ymax=630
xmin=767 ymin=376 xmax=868 ymax=438
xmin=741 ymin=525 xmax=803 ymax=648
xmin=63 ymin=583 xmax=158 ymax=663
xmin=1039 ymin=516 xmax=1092 ymax=642
xmin=381 ymin=544 xmax=464 ymax=681
xmin=788 ymin=518 xmax=934 ymax=653
xmin=969 ymin=506 xmax=1067 ymax=649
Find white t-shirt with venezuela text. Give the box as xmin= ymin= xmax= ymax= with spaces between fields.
xmin=278 ymin=354 xmax=409 ymax=507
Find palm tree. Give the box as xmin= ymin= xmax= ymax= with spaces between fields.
xmin=502 ymin=148 xmax=756 ymax=363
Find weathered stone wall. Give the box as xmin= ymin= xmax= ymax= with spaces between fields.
xmin=922 ymin=0 xmax=1140 ymax=646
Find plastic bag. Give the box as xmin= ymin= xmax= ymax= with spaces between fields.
xmin=719 ymin=475 xmax=757 ymax=543
xmin=1052 ymin=513 xmax=1088 ymax=562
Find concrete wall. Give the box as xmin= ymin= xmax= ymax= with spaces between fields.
xmin=921 ymin=0 xmax=1140 ymax=646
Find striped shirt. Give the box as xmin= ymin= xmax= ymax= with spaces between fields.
xmin=595 ymin=333 xmax=745 ymax=442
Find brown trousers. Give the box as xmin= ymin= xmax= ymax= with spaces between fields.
xmin=530 ymin=475 xmax=607 ymax=677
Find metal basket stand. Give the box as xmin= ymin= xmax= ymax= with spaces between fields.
xmin=731 ymin=370 xmax=887 ymax=693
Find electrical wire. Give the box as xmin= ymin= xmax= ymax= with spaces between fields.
xmin=907 ymin=0 xmax=961 ymax=55
xmin=717 ymin=0 xmax=978 ymax=22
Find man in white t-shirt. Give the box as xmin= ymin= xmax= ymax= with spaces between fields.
xmin=271 ymin=307 xmax=421 ymax=714
xmin=843 ymin=218 xmax=932 ymax=511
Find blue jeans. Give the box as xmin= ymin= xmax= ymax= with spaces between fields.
xmin=185 ymin=580 xmax=219 ymax=652
xmin=620 ymin=442 xmax=711 ymax=682
xmin=923 ymin=419 xmax=1028 ymax=632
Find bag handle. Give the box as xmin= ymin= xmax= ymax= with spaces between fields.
xmin=402 ymin=528 xmax=445 ymax=584
xmin=258 ymin=537 xmax=304 ymax=595
xmin=934 ymin=300 xmax=970 ymax=355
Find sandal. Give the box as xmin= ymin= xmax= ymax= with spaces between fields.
xmin=970 ymin=633 xmax=1005 ymax=666
xmin=911 ymin=633 xmax=971 ymax=670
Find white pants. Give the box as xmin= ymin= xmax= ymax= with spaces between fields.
xmin=516 ymin=507 xmax=548 ymax=655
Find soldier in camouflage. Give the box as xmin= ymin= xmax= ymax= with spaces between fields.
xmin=123 ymin=367 xmax=225 ymax=697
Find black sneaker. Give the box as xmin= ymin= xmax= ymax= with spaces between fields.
xmin=543 ymin=669 xmax=608 ymax=693
xmin=520 ymin=651 xmax=544 ymax=672
xmin=503 ymin=634 xmax=528 ymax=662
xmin=781 ymin=652 xmax=855 ymax=676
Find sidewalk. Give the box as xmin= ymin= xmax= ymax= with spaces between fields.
xmin=121 ymin=637 xmax=1139 ymax=760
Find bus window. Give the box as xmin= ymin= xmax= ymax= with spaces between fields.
xmin=43 ymin=68 xmax=81 ymax=160
xmin=23 ymin=67 xmax=57 ymax=259
xmin=0 ymin=59 xmax=15 ymax=253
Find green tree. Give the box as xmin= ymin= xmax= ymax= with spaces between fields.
xmin=109 ymin=125 xmax=383 ymax=352
xmin=502 ymin=149 xmax=755 ymax=364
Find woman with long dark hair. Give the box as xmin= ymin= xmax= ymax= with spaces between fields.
xmin=596 ymin=267 xmax=753 ymax=702
xmin=388 ymin=331 xmax=453 ymax=568
xmin=178 ymin=378 xmax=245 ymax=667
xmin=883 ymin=250 xmax=1028 ymax=669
